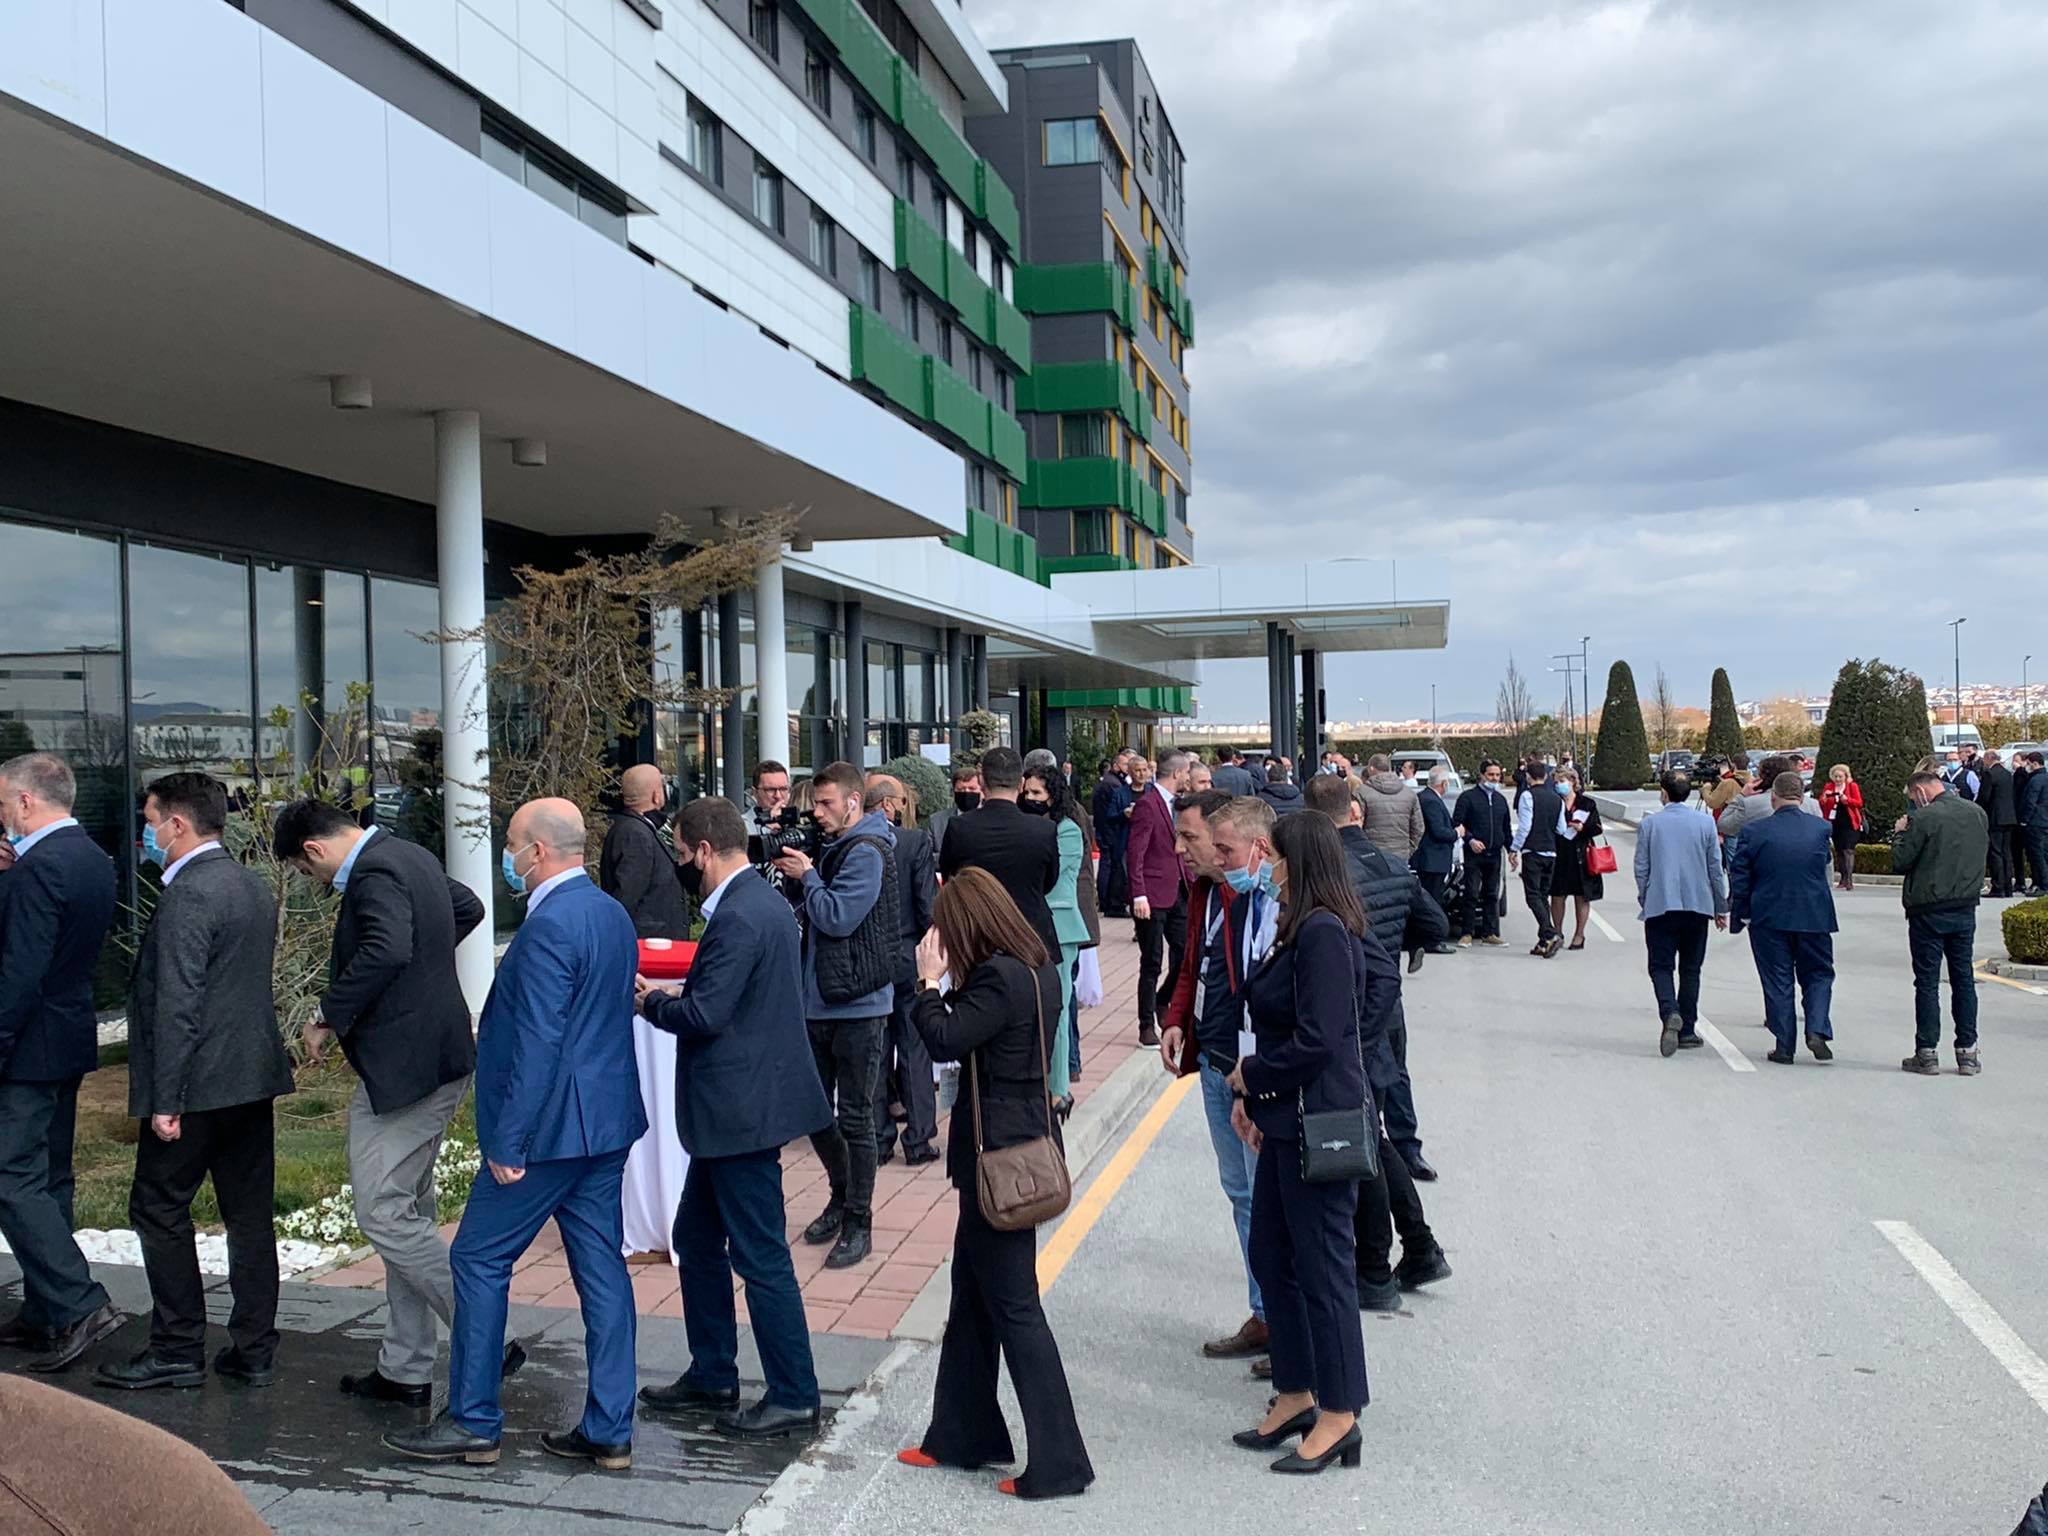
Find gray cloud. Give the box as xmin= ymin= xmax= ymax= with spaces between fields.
xmin=970 ymin=0 xmax=2048 ymax=721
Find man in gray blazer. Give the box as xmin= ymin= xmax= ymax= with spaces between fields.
xmin=99 ymin=773 xmax=294 ymax=1391
xmin=1635 ymin=770 xmax=1729 ymax=1059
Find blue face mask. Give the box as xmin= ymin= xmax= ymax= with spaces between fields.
xmin=502 ymin=845 xmax=529 ymax=896
xmin=141 ymin=822 xmax=168 ymax=868
xmin=1223 ymin=861 xmax=1260 ymax=896
xmin=1261 ymin=866 xmax=1284 ymax=901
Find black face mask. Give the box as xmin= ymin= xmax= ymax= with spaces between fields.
xmin=1020 ymin=798 xmax=1051 ymax=816
xmin=954 ymin=790 xmax=982 ymax=814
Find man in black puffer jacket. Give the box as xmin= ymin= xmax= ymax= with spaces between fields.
xmin=1303 ymin=775 xmax=1453 ymax=1309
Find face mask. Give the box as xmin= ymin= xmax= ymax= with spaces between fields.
xmin=1020 ymin=798 xmax=1050 ymax=816
xmin=142 ymin=821 xmax=169 ymax=867
xmin=954 ymin=791 xmax=981 ymax=814
xmin=502 ymin=844 xmax=530 ymax=896
xmin=1261 ymin=866 xmax=1284 ymax=901
xmin=1223 ymin=860 xmax=1260 ymax=895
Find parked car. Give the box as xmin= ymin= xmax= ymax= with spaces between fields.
xmin=1390 ymin=749 xmax=1462 ymax=800
xmin=1654 ymin=750 xmax=1696 ymax=778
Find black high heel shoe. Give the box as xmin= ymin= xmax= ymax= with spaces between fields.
xmin=1232 ymin=1406 xmax=1316 ymax=1450
xmin=1052 ymin=1095 xmax=1075 ymax=1124
xmin=1271 ymin=1422 xmax=1362 ymax=1474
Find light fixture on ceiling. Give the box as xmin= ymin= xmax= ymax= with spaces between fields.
xmin=512 ymin=437 xmax=547 ymax=468
xmin=328 ymin=374 xmax=372 ymax=410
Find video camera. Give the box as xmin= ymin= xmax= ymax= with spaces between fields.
xmin=748 ymin=806 xmax=821 ymax=864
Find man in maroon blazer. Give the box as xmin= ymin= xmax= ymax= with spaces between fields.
xmin=1128 ymin=749 xmax=1192 ymax=1046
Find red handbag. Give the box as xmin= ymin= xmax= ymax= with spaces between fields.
xmin=1586 ymin=840 xmax=1619 ymax=876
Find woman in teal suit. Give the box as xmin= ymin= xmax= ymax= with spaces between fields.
xmin=1022 ymin=765 xmax=1087 ymax=1113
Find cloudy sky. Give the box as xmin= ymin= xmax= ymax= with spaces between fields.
xmin=971 ymin=0 xmax=2048 ymax=725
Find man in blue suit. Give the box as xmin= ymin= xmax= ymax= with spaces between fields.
xmin=635 ymin=797 xmax=833 ymax=1441
xmin=1410 ymin=768 xmax=1461 ymax=952
xmin=1728 ymin=772 xmax=1838 ymax=1066
xmin=385 ymin=798 xmax=646 ymax=1470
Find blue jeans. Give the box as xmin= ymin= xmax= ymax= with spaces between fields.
xmin=1199 ymin=1062 xmax=1263 ymax=1320
xmin=674 ymin=1147 xmax=820 ymax=1410
xmin=1908 ymin=909 xmax=1979 ymax=1051
xmin=1746 ymin=926 xmax=1834 ymax=1055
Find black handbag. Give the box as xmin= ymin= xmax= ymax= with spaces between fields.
xmin=1296 ymin=936 xmax=1379 ymax=1185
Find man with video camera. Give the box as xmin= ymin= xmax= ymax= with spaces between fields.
xmin=771 ymin=762 xmax=898 ymax=1270
xmin=747 ymin=762 xmax=806 ymax=915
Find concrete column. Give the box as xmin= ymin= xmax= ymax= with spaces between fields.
xmin=717 ymin=589 xmax=745 ymax=797
xmin=433 ymin=410 xmax=493 ymax=1019
xmin=945 ymin=627 xmax=967 ymax=743
xmin=842 ymin=600 xmax=866 ymax=767
xmin=1300 ymin=647 xmax=1322 ymax=765
xmin=680 ymin=603 xmax=706 ymax=798
xmin=753 ymin=552 xmax=788 ymax=769
xmin=1043 ymin=704 xmax=1070 ymax=762
xmin=1266 ymin=621 xmax=1287 ymax=757
xmin=810 ymin=630 xmax=833 ymax=767
xmin=972 ymin=635 xmax=990 ymax=710
xmin=1280 ymin=632 xmax=1299 ymax=762
xmin=291 ymin=565 xmax=325 ymax=774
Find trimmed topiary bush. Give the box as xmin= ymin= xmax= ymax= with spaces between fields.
xmin=1591 ymin=661 xmax=1650 ymax=790
xmin=881 ymin=753 xmax=948 ymax=827
xmin=1816 ymin=658 xmax=1935 ymax=836
xmin=1852 ymin=843 xmax=1893 ymax=875
xmin=2004 ymin=896 xmax=2048 ymax=965
xmin=1704 ymin=668 xmax=1745 ymax=759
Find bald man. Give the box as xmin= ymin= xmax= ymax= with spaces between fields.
xmin=600 ymin=764 xmax=689 ymax=938
xmin=386 ymin=798 xmax=647 ymax=1471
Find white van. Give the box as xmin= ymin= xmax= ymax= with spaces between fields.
xmin=1933 ymin=723 xmax=1984 ymax=754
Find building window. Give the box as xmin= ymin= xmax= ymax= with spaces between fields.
xmin=855 ymin=103 xmax=877 ymax=161
xmin=896 ymin=148 xmax=915 ymax=202
xmin=967 ymin=346 xmax=983 ymax=390
xmin=937 ymin=320 xmax=954 ymax=366
xmin=809 ymin=210 xmax=836 ymax=275
xmin=748 ymin=1 xmax=778 ymax=61
xmin=930 ymin=174 xmax=946 ymax=216
xmin=996 ymin=370 xmax=1012 ymax=411
xmin=752 ymin=158 xmax=784 ymax=233
xmin=687 ymin=100 xmax=723 ymax=186
xmin=804 ymin=48 xmax=832 ymax=114
xmin=964 ymin=227 xmax=978 ymax=267
xmin=483 ymin=118 xmax=628 ymax=243
xmin=965 ymin=462 xmax=989 ymax=513
xmin=857 ymin=0 xmax=920 ymax=72
xmin=901 ymin=281 xmax=920 ymax=341
xmin=1044 ymin=118 xmax=1099 ymax=167
xmin=1071 ymin=510 xmax=1108 ymax=556
xmin=1059 ymin=413 xmax=1109 ymax=459
xmin=859 ymin=250 xmax=881 ymax=308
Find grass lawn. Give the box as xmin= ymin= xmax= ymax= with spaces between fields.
xmin=72 ymin=1045 xmax=478 ymax=1235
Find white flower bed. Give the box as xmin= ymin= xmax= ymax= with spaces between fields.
xmin=0 ymin=1227 xmax=348 ymax=1279
xmin=275 ymin=1135 xmax=482 ymax=1248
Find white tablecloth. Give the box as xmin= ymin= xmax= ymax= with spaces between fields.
xmin=622 ymin=1014 xmax=689 ymax=1258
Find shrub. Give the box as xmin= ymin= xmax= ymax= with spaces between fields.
xmin=2005 ymin=897 xmax=2048 ymax=965
xmin=1816 ymin=658 xmax=1935 ymax=835
xmin=1704 ymin=668 xmax=1745 ymax=758
xmin=1591 ymin=661 xmax=1649 ymax=790
xmin=881 ymin=753 xmax=948 ymax=828
xmin=1852 ymin=843 xmax=1893 ymax=875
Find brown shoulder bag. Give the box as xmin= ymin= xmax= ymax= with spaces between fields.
xmin=972 ymin=965 xmax=1073 ymax=1231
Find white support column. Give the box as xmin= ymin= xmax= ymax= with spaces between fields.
xmin=435 ymin=410 xmax=493 ymax=1019
xmin=753 ymin=551 xmax=788 ymax=770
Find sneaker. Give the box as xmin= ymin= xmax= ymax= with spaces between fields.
xmin=1659 ymin=1010 xmax=1682 ymax=1059
xmin=1356 ymin=1276 xmax=1402 ymax=1313
xmin=1675 ymin=1033 xmax=1705 ymax=1050
xmin=801 ymin=1201 xmax=845 ymax=1246
xmin=1901 ymin=1048 xmax=1941 ymax=1076
xmin=1457 ymin=936 xmax=1473 ymax=949
xmin=1396 ymin=1245 xmax=1452 ymax=1291
xmin=1956 ymin=1047 xmax=1982 ymax=1077
xmin=1806 ymin=1034 xmax=1833 ymax=1062
xmin=1480 ymin=935 xmax=1507 ymax=947
xmin=1766 ymin=1048 xmax=1796 ymax=1065
xmin=824 ymin=1219 xmax=871 ymax=1270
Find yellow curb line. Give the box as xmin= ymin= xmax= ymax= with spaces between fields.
xmin=1976 ymin=966 xmax=2048 ymax=997
xmin=1038 ymin=1072 xmax=1199 ymax=1293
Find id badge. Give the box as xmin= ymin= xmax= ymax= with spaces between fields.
xmin=1238 ymin=1029 xmax=1257 ymax=1061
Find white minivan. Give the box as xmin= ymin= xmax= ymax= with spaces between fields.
xmin=1933 ymin=723 xmax=1984 ymax=754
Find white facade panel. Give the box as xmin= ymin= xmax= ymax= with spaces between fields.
xmin=385 ymin=107 xmax=493 ymax=313
xmin=103 ymin=0 xmax=264 ymax=209
xmin=568 ymin=81 xmax=620 ymax=180
xmin=259 ymin=31 xmax=391 ymax=268
xmin=565 ymin=15 xmax=617 ymax=110
xmin=515 ymin=0 xmax=569 ymax=77
xmin=456 ymin=5 xmax=523 ymax=114
xmin=0 ymin=0 xmax=106 ymax=134
xmin=372 ymin=0 xmax=459 ymax=73
xmin=570 ymin=221 xmax=648 ymax=385
xmin=485 ymin=169 xmax=578 ymax=354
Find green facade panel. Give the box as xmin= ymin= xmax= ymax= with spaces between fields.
xmin=1021 ymin=362 xmax=1142 ymax=431
xmin=990 ymin=409 xmax=1028 ymax=480
xmin=947 ymin=247 xmax=992 ymax=341
xmin=926 ymin=358 xmax=991 ymax=455
xmin=1025 ymin=456 xmax=1123 ymax=511
xmin=895 ymin=61 xmax=979 ymax=207
xmin=793 ymin=0 xmax=896 ymax=107
xmin=1040 ymin=553 xmax=1137 ymax=577
xmin=894 ymin=200 xmax=946 ymax=294
xmin=1047 ymin=686 xmax=1192 ymax=714
xmin=976 ymin=160 xmax=1022 ymax=253
xmin=1015 ymin=262 xmax=1138 ymax=334
xmin=847 ymin=302 xmax=924 ymax=414
xmin=1133 ymin=390 xmax=1152 ymax=443
xmin=992 ymin=293 xmax=1031 ymax=370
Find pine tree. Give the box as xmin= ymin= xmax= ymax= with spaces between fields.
xmin=1704 ymin=668 xmax=1745 ymax=758
xmin=1815 ymin=659 xmax=1934 ymax=835
xmin=1590 ymin=661 xmax=1650 ymax=789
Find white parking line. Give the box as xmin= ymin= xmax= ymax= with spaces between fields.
xmin=1875 ymin=1220 xmax=2048 ymax=1416
xmin=1588 ymin=909 xmax=1625 ymax=944
xmin=1694 ymin=1014 xmax=1756 ymax=1072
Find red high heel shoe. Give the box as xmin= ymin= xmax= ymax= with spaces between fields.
xmin=897 ymin=1449 xmax=939 ymax=1469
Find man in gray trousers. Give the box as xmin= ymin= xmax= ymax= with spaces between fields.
xmin=274 ymin=799 xmax=520 ymax=1405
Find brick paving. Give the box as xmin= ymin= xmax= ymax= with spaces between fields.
xmin=314 ymin=916 xmax=1153 ymax=1339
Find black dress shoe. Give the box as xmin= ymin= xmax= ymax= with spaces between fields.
xmin=1427 ymin=942 xmax=1459 ymax=955
xmin=384 ymin=1412 xmax=501 ymax=1465
xmin=1406 ymin=949 xmax=1425 ymax=974
xmin=1766 ymin=1048 xmax=1796 ymax=1065
xmin=1397 ymin=1245 xmax=1453 ymax=1291
xmin=1271 ymin=1422 xmax=1363 ymax=1474
xmin=1138 ymin=1021 xmax=1161 ymax=1047
xmin=1806 ymin=1034 xmax=1833 ymax=1061
xmin=876 ymin=1146 xmax=897 ymax=1166
xmin=904 ymin=1143 xmax=941 ymax=1166
xmin=639 ymin=1375 xmax=741 ymax=1412
xmin=340 ymin=1366 xmax=432 ymax=1406
xmin=1675 ymin=1034 xmax=1706 ymax=1050
xmin=213 ymin=1346 xmax=276 ymax=1386
xmin=1660 ymin=1010 xmax=1683 ymax=1059
xmin=714 ymin=1399 xmax=822 ymax=1440
xmin=1232 ymin=1406 xmax=1316 ymax=1450
xmin=541 ymin=1427 xmax=632 ymax=1470
xmin=25 ymin=1302 xmax=122 ymax=1374
xmin=802 ymin=1201 xmax=845 ymax=1246
xmin=0 ymin=1313 xmax=55 ymax=1351
xmin=1404 ymin=1154 xmax=1438 ymax=1182
xmin=502 ymin=1339 xmax=528 ymax=1379
xmin=96 ymin=1349 xmax=207 ymax=1391
xmin=825 ymin=1219 xmax=872 ymax=1270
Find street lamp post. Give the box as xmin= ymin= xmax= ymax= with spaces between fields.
xmin=1950 ymin=617 xmax=1967 ymax=741
xmin=2026 ymin=653 xmax=2034 ymax=740
xmin=1430 ymin=683 xmax=1438 ymax=746
xmin=1551 ymin=652 xmax=1582 ymax=766
xmin=1581 ymin=636 xmax=1592 ymax=768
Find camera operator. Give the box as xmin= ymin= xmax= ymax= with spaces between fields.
xmin=748 ymin=760 xmax=804 ymax=912
xmin=773 ymin=762 xmax=899 ymax=1270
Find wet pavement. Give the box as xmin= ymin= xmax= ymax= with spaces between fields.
xmin=0 ymin=1258 xmax=891 ymax=1534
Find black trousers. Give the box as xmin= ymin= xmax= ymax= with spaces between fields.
xmin=1462 ymin=854 xmax=1503 ymax=938
xmin=1098 ymin=838 xmax=1129 ymax=917
xmin=1987 ymin=828 xmax=2013 ymax=896
xmin=874 ymin=980 xmax=938 ymax=1157
xmin=1133 ymin=893 xmax=1187 ymax=1029
xmin=1417 ymin=870 xmax=1452 ymax=933
xmin=129 ymin=1098 xmax=279 ymax=1365
xmin=1644 ymin=911 xmax=1712 ymax=1031
xmin=1250 ymin=1138 xmax=1368 ymax=1414
xmin=807 ymin=1015 xmax=886 ymax=1221
xmin=1521 ymin=856 xmax=1558 ymax=942
xmin=1379 ymin=1012 xmax=1423 ymax=1164
xmin=1356 ymin=1087 xmax=1434 ymax=1286
xmin=0 ymin=1078 xmax=109 ymax=1333
xmin=921 ymin=1188 xmax=1093 ymax=1499
xmin=2028 ymin=825 xmax=2048 ymax=892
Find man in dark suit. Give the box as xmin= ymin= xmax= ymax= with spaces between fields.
xmin=1452 ymin=760 xmax=1514 ymax=947
xmin=635 ymin=796 xmax=833 ymax=1442
xmin=386 ymin=799 xmax=645 ymax=1470
xmin=1124 ymin=748 xmax=1192 ymax=1048
xmin=1091 ymin=754 xmax=1134 ymax=917
xmin=942 ymin=745 xmax=1062 ymax=964
xmin=1977 ymin=750 xmax=2017 ymax=897
xmin=101 ymin=772 xmax=295 ymax=1390
xmin=1411 ymin=768 xmax=1461 ymax=950
xmin=2020 ymin=750 xmax=2048 ymax=896
xmin=599 ymin=763 xmax=690 ymax=938
xmin=1729 ymin=772 xmax=1839 ymax=1066
xmin=865 ymin=774 xmax=940 ymax=1166
xmin=0 ymin=752 xmax=122 ymax=1373
xmin=925 ymin=760 xmax=981 ymax=865
xmin=273 ymin=798 xmax=510 ymax=1406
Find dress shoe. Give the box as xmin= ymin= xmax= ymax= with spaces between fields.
xmin=640 ymin=1376 xmax=741 ymax=1412
xmin=1357 ymin=1276 xmax=1402 ymax=1313
xmin=1232 ymin=1405 xmax=1316 ymax=1450
xmin=875 ymin=1146 xmax=897 ymax=1167
xmin=1766 ymin=1048 xmax=1796 ymax=1065
xmin=801 ymin=1200 xmax=845 ymax=1246
xmin=25 ymin=1302 xmax=122 ymax=1374
xmin=904 ymin=1144 xmax=942 ymax=1167
xmin=1676 ymin=1033 xmax=1705 ymax=1050
xmin=1806 ymin=1034 xmax=1833 ymax=1062
xmin=1659 ymin=1010 xmax=1682 ymax=1059
xmin=1397 ymin=1245 xmax=1453 ymax=1291
xmin=1250 ymin=1356 xmax=1272 ymax=1380
xmin=503 ymin=1339 xmax=528 ymax=1378
xmin=824 ymin=1218 xmax=872 ymax=1270
xmin=213 ymin=1346 xmax=276 ymax=1386
xmin=1201 ymin=1315 xmax=1269 ymax=1359
xmin=1480 ymin=935 xmax=1507 ymax=947
xmin=340 ymin=1366 xmax=431 ymax=1406
xmin=1902 ymin=1048 xmax=1941 ymax=1076
xmin=1426 ymin=942 xmax=1458 ymax=955
xmin=0 ymin=1313 xmax=55 ymax=1351
xmin=1406 ymin=949 xmax=1425 ymax=974
xmin=1403 ymin=1153 xmax=1438 ymax=1182
xmin=383 ymin=1412 xmax=501 ymax=1464
xmin=714 ymin=1399 xmax=822 ymax=1441
xmin=541 ymin=1427 xmax=632 ymax=1470
xmin=1956 ymin=1046 xmax=1982 ymax=1077
xmin=1544 ymin=936 xmax=1566 ymax=958
xmin=1271 ymin=1422 xmax=1363 ymax=1474
xmin=96 ymin=1350 xmax=206 ymax=1391
xmin=1137 ymin=1021 xmax=1160 ymax=1048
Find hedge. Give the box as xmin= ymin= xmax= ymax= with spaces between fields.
xmin=1852 ymin=843 xmax=1893 ymax=875
xmin=1590 ymin=661 xmax=1649 ymax=791
xmin=2005 ymin=896 xmax=2048 ymax=965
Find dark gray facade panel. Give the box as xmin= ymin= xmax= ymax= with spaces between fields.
xmin=245 ymin=0 xmax=481 ymax=150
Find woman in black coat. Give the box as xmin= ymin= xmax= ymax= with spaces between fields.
xmin=1548 ymin=768 xmax=1606 ymax=949
xmin=1224 ymin=812 xmax=1396 ymax=1475
xmin=899 ymin=868 xmax=1094 ymax=1501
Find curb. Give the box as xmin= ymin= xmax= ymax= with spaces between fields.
xmin=893 ymin=1037 xmax=1170 ymax=1344
xmin=1986 ymin=957 xmax=2048 ymax=984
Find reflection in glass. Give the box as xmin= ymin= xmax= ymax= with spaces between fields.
xmin=371 ymin=577 xmax=443 ymax=851
xmin=128 ymin=542 xmax=255 ymax=797
xmin=255 ymin=565 xmax=369 ymax=791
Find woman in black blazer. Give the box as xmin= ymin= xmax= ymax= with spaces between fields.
xmin=1225 ymin=811 xmax=1386 ymax=1475
xmin=900 ymin=868 xmax=1094 ymax=1501
xmin=1549 ymin=768 xmax=1606 ymax=949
